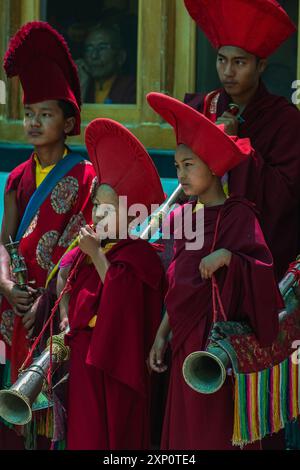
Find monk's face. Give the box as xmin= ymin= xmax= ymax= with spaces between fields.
xmin=92 ymin=184 xmax=121 ymax=240
xmin=216 ymin=46 xmax=266 ymax=100
xmin=24 ymin=100 xmax=74 ymax=146
xmin=175 ymin=145 xmax=215 ymax=196
xmin=84 ymin=29 xmax=126 ymax=81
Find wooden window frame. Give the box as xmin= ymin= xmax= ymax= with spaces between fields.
xmin=0 ymin=0 xmax=195 ymax=149
xmin=0 ymin=0 xmax=299 ymax=149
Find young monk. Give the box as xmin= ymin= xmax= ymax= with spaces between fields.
xmin=183 ymin=0 xmax=300 ymax=281
xmin=59 ymin=118 xmax=166 ymax=450
xmin=147 ymin=92 xmax=283 ymax=450
xmin=0 ymin=22 xmax=95 ymax=449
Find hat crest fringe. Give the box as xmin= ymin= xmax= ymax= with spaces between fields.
xmin=3 ymin=21 xmax=81 ymax=107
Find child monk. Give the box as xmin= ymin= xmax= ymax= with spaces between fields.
xmin=147 ymin=92 xmax=283 ymax=450
xmin=60 ymin=118 xmax=166 ymax=450
xmin=0 ymin=22 xmax=95 ymax=449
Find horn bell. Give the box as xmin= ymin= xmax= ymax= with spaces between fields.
xmin=182 ymin=346 xmax=230 ymax=394
xmin=0 ymin=332 xmax=70 ymax=426
xmin=0 ymin=351 xmax=50 ymax=425
xmin=0 ymin=389 xmax=32 ymax=425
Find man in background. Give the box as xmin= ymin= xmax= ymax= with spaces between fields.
xmin=76 ymin=23 xmax=136 ymax=104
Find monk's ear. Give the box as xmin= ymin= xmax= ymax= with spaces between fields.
xmin=64 ymin=117 xmax=76 ymax=135
xmin=257 ymin=59 xmax=267 ymax=75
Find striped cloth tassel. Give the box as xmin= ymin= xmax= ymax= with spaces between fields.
xmin=232 ymin=353 xmax=300 ymax=446
xmin=272 ymin=364 xmax=282 ymax=433
xmin=290 ymin=358 xmax=298 ymax=418
xmin=35 ymin=408 xmax=54 ymax=439
xmin=298 ymin=350 xmax=300 ymax=414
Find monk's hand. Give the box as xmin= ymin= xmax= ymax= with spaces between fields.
xmin=59 ymin=314 xmax=69 ymax=332
xmin=216 ymin=111 xmax=239 ymax=136
xmin=199 ymin=249 xmax=232 ymax=279
xmin=75 ymin=58 xmax=91 ymax=99
xmin=22 ymin=294 xmax=42 ymax=338
xmin=149 ymin=334 xmax=168 ymax=373
xmin=2 ymin=280 xmax=37 ymax=315
xmin=78 ymin=225 xmax=100 ymax=257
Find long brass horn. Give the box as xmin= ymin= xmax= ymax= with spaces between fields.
xmin=182 ymin=258 xmax=300 ymax=395
xmin=139 ymin=184 xmax=183 ymax=240
xmin=0 ymin=332 xmax=69 ymax=425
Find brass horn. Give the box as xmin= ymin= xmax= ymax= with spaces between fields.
xmin=0 ymin=332 xmax=69 ymax=425
xmin=182 ymin=344 xmax=230 ymax=394
xmin=182 ymin=257 xmax=300 ymax=395
xmin=139 ymin=184 xmax=183 ymax=240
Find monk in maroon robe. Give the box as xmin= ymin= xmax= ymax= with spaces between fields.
xmin=147 ymin=92 xmax=282 ymax=450
xmin=160 ymin=197 xmax=282 ymax=450
xmin=183 ymin=0 xmax=300 ymax=280
xmin=0 ymin=22 xmax=95 ymax=449
xmin=65 ymin=239 xmax=165 ymax=450
xmin=63 ymin=118 xmax=166 ymax=450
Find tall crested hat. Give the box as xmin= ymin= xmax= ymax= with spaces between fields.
xmin=85 ymin=118 xmax=165 ymax=211
xmin=4 ymin=21 xmax=81 ymax=135
xmin=184 ymin=0 xmax=296 ymax=58
xmin=147 ymin=92 xmax=253 ymax=177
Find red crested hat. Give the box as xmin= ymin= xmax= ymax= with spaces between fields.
xmin=147 ymin=92 xmax=252 ymax=177
xmin=85 ymin=118 xmax=165 ymax=212
xmin=3 ymin=21 xmax=81 ymax=135
xmin=184 ymin=0 xmax=296 ymax=58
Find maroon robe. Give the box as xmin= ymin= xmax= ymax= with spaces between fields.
xmin=0 ymin=154 xmax=95 ymax=381
xmin=65 ymin=238 xmax=165 ymax=450
xmin=85 ymin=75 xmax=136 ymax=104
xmin=162 ymin=196 xmax=282 ymax=450
xmin=185 ymin=82 xmax=300 ymax=280
xmin=0 ymin=154 xmax=95 ymax=449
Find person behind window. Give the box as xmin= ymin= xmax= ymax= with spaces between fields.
xmin=76 ymin=22 xmax=136 ymax=104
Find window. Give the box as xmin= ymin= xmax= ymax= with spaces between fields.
xmin=41 ymin=0 xmax=138 ymax=105
xmin=0 ymin=0 xmax=195 ymax=150
xmin=2 ymin=0 xmax=297 ymax=151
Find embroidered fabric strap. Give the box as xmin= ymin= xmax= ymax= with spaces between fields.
xmin=15 ymin=153 xmax=85 ymax=242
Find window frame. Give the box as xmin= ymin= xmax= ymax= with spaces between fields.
xmin=0 ymin=0 xmax=196 ymax=150
xmin=1 ymin=0 xmax=298 ymax=150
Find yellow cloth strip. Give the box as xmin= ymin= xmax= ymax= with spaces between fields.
xmin=193 ymin=201 xmax=204 ymax=213
xmin=272 ymin=365 xmax=282 ymax=433
xmin=292 ymin=359 xmax=299 ymax=418
xmin=250 ymin=373 xmax=260 ymax=441
xmin=223 ymin=182 xmax=229 ymax=197
xmin=95 ymin=75 xmax=116 ymax=103
xmin=298 ymin=355 xmax=300 ymax=415
xmin=34 ymin=147 xmax=68 ymax=187
xmin=233 ymin=378 xmax=242 ymax=445
xmin=35 ymin=408 xmax=53 ymax=439
xmin=292 ymin=362 xmax=299 ymax=418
